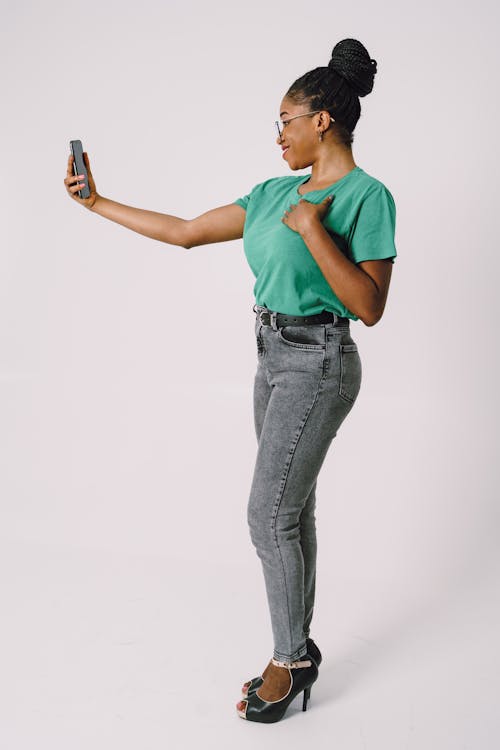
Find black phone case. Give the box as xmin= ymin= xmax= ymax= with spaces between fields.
xmin=69 ymin=139 xmax=90 ymax=199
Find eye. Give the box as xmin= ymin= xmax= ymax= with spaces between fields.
xmin=282 ymin=120 xmax=290 ymax=128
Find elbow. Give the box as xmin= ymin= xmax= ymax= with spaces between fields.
xmin=163 ymin=238 xmax=191 ymax=249
xmin=359 ymin=283 xmax=389 ymax=326
xmin=360 ymin=301 xmax=385 ymax=327
xmin=180 ymin=232 xmax=193 ymax=250
xmin=177 ymin=219 xmax=194 ymax=250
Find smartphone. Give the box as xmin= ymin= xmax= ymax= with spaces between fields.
xmin=69 ymin=140 xmax=90 ymax=199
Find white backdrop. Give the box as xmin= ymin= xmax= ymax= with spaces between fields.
xmin=1 ymin=0 xmax=499 ymax=747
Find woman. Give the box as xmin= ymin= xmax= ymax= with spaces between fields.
xmin=64 ymin=37 xmax=397 ymax=724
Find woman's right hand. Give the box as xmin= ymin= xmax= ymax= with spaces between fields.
xmin=64 ymin=151 xmax=99 ymax=210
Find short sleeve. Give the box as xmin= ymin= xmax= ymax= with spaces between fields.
xmin=233 ymin=180 xmax=263 ymax=211
xmin=233 ymin=192 xmax=251 ymax=210
xmin=233 ymin=193 xmax=250 ymax=211
xmin=349 ymin=186 xmax=397 ymax=264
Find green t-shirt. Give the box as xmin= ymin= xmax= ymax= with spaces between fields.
xmin=234 ymin=165 xmax=397 ymax=320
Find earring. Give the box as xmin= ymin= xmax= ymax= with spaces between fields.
xmin=318 ymin=132 xmax=324 ymax=142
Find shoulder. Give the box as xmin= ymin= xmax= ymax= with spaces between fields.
xmin=355 ymin=168 xmax=396 ymax=204
xmin=247 ymin=174 xmax=303 ymax=196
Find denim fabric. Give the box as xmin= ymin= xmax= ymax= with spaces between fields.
xmin=248 ymin=304 xmax=362 ymax=662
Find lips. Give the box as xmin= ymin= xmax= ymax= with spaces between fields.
xmin=282 ymin=147 xmax=290 ymax=158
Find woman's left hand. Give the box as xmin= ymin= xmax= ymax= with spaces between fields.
xmin=281 ymin=194 xmax=334 ymax=235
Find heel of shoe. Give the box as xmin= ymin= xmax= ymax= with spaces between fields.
xmin=302 ymin=685 xmax=311 ymax=711
xmin=306 ymin=637 xmax=322 ymax=667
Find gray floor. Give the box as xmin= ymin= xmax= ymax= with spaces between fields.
xmin=1 ymin=537 xmax=498 ymax=750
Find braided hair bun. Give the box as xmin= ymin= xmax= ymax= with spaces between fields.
xmin=285 ymin=38 xmax=378 ymax=144
xmin=328 ymin=38 xmax=377 ymax=98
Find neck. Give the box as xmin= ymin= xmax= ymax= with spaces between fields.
xmin=308 ymin=146 xmax=357 ymax=186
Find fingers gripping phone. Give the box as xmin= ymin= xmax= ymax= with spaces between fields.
xmin=69 ymin=140 xmax=90 ymax=199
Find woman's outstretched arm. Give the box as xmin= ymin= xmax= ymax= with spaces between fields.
xmin=90 ymin=197 xmax=245 ymax=249
xmin=65 ymin=151 xmax=245 ymax=248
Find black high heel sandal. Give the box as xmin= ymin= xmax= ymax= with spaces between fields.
xmin=236 ymin=656 xmax=318 ymax=723
xmin=241 ymin=637 xmax=322 ymax=698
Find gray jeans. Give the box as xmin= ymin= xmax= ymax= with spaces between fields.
xmin=248 ymin=304 xmax=362 ymax=662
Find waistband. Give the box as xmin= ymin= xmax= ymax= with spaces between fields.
xmin=253 ymin=304 xmax=350 ymax=330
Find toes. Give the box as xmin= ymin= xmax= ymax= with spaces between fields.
xmin=236 ymin=699 xmax=248 ymax=718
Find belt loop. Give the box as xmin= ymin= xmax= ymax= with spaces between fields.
xmin=270 ymin=310 xmax=278 ymax=331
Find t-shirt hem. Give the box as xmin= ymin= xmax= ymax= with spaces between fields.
xmin=354 ymin=255 xmax=396 ymax=264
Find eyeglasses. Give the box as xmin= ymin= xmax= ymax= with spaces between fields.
xmin=275 ymin=110 xmax=335 ymax=141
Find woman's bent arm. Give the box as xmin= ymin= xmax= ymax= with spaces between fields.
xmin=89 ymin=197 xmax=245 ymax=249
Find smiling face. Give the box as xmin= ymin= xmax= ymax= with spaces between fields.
xmin=277 ymin=96 xmax=326 ymax=170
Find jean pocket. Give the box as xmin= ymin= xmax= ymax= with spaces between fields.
xmin=339 ymin=343 xmax=362 ymax=403
xmin=277 ymin=325 xmax=326 ymax=350
xmin=256 ymin=330 xmax=264 ymax=357
xmin=254 ymin=317 xmax=264 ymax=356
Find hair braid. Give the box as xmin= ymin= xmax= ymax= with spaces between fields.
xmin=285 ymin=38 xmax=378 ymax=146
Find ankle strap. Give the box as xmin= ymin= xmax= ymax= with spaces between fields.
xmin=271 ymin=657 xmax=312 ymax=669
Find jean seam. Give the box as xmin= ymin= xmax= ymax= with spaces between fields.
xmin=274 ymin=646 xmax=308 ymax=661
xmin=270 ymin=365 xmax=328 ymax=660
xmin=339 ymin=344 xmax=359 ymax=403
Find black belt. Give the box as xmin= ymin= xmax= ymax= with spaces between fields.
xmin=253 ymin=304 xmax=349 ymax=327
